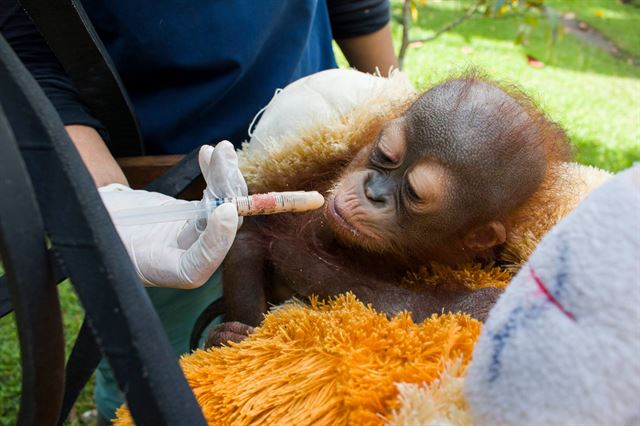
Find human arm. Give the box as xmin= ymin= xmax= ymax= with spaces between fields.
xmin=335 ymin=24 xmax=398 ymax=76
xmin=66 ymin=125 xmax=128 ymax=186
xmin=327 ymin=0 xmax=399 ymax=75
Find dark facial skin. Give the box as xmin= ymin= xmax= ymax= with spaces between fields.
xmin=206 ymin=78 xmax=568 ymax=348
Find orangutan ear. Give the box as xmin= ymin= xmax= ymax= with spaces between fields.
xmin=463 ymin=221 xmax=507 ymax=252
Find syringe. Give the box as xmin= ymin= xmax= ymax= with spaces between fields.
xmin=111 ymin=191 xmax=325 ymax=226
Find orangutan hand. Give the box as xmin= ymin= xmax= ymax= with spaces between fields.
xmin=205 ymin=321 xmax=255 ymax=348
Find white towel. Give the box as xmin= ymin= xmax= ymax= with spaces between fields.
xmin=465 ymin=166 xmax=640 ymax=426
xmin=244 ymin=68 xmax=415 ymax=154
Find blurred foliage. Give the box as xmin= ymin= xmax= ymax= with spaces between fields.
xmin=402 ymin=0 xmax=563 ymax=47
xmin=548 ymin=0 xmax=640 ymax=57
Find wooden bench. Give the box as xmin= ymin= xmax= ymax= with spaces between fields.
xmin=118 ymin=155 xmax=206 ymax=200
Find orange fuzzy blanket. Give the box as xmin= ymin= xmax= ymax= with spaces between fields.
xmin=114 ymin=294 xmax=480 ymax=425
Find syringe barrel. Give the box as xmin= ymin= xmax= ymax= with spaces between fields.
xmin=232 ymin=191 xmax=324 ymax=216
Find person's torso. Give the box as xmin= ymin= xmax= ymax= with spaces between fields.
xmin=83 ymin=0 xmax=337 ymax=153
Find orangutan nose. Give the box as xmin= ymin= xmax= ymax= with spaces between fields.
xmin=364 ymin=173 xmax=391 ymax=206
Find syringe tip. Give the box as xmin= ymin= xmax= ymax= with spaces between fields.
xmin=305 ymin=191 xmax=325 ymax=210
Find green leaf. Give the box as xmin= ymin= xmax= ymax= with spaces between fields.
xmin=493 ymin=0 xmax=506 ymax=17
xmin=411 ymin=1 xmax=419 ymax=21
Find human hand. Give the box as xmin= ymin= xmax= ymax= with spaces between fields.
xmin=100 ymin=184 xmax=238 ymax=289
xmin=199 ymin=140 xmax=247 ymax=208
xmin=177 ymin=141 xmax=248 ymax=248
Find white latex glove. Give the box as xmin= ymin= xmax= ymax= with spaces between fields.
xmin=99 ymin=141 xmax=246 ymax=289
xmin=177 ymin=140 xmax=248 ymax=248
xmin=199 ymin=140 xmax=248 ymax=205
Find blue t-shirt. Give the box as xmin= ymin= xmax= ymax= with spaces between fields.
xmin=83 ymin=0 xmax=337 ymax=153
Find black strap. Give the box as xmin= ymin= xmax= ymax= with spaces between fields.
xmin=0 ymin=34 xmax=206 ymax=425
xmin=58 ymin=319 xmax=101 ymax=425
xmin=0 ymin=251 xmax=66 ymax=318
xmin=0 ymin=4 xmax=211 ymax=421
xmin=18 ymin=0 xmax=144 ymax=157
xmin=145 ymin=148 xmax=202 ymax=195
xmin=0 ymin=103 xmax=66 ymax=426
xmin=0 ymin=0 xmax=203 ymax=315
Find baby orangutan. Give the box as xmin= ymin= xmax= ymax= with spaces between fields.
xmin=207 ymin=76 xmax=570 ymax=347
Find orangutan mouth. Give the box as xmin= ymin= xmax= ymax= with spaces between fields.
xmin=328 ymin=196 xmax=360 ymax=235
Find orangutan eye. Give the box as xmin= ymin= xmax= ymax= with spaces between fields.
xmin=374 ymin=148 xmax=393 ymax=164
xmin=371 ymin=141 xmax=397 ymax=166
xmin=405 ymin=180 xmax=421 ymax=202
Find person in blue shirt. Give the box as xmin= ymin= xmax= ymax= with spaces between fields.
xmin=1 ymin=0 xmax=397 ymax=422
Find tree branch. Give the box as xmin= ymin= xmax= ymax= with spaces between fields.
xmin=411 ymin=1 xmax=482 ymax=44
xmin=398 ymin=0 xmax=413 ymax=69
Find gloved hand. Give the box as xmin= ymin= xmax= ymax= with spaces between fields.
xmin=100 ymin=141 xmax=247 ymax=289
xmin=185 ymin=140 xmax=248 ymax=243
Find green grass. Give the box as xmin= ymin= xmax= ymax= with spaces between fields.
xmin=0 ymin=279 xmax=96 ymax=426
xmin=1 ymin=1 xmax=639 ymax=424
xmin=548 ymin=0 xmax=640 ymax=57
xmin=385 ymin=0 xmax=640 ymax=172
